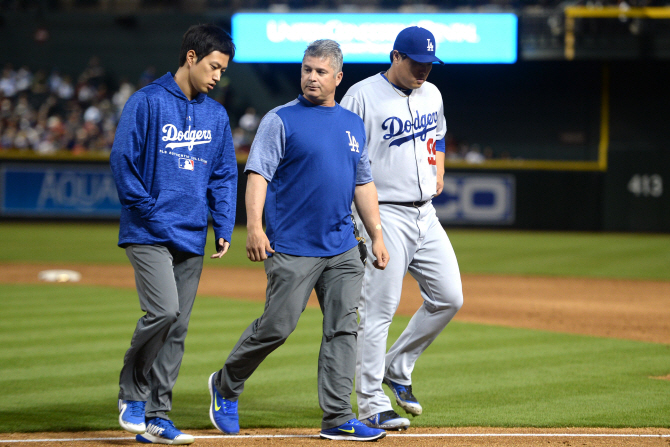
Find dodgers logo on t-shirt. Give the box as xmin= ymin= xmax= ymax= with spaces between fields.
xmin=178 ymin=158 xmax=194 ymax=171
xmin=346 ymin=130 xmax=360 ymax=153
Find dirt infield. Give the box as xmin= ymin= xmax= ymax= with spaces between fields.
xmin=2 ymin=263 xmax=669 ymax=446
xmin=2 ymin=427 xmax=670 ymax=446
xmin=2 ymin=263 xmax=669 ymax=344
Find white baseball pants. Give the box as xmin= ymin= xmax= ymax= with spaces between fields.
xmin=354 ymin=202 xmax=463 ymax=420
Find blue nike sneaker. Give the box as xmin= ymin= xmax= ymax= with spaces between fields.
xmin=383 ymin=378 xmax=423 ymax=416
xmin=320 ymin=418 xmax=386 ymax=441
xmin=208 ymin=372 xmax=239 ymax=434
xmin=135 ymin=418 xmax=194 ymax=445
xmin=118 ymin=399 xmax=146 ymax=434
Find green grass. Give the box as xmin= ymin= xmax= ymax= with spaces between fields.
xmin=450 ymin=230 xmax=670 ymax=281
xmin=1 ymin=223 xmax=668 ymax=432
xmin=1 ymin=223 xmax=669 ymax=280
xmin=1 ymin=283 xmax=668 ymax=432
xmin=0 ymin=222 xmax=252 ymax=267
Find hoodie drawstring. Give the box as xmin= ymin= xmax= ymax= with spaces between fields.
xmin=185 ymin=102 xmax=194 ymax=129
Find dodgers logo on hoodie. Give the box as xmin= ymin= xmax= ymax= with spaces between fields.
xmin=162 ymin=124 xmax=212 ymax=151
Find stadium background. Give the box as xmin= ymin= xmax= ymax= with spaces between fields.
xmin=1 ymin=0 xmax=669 ymax=231
xmin=0 ymin=1 xmax=669 ymax=445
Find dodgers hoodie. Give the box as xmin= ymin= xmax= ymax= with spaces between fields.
xmin=110 ymin=73 xmax=237 ymax=255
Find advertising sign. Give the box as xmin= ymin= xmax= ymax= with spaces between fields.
xmin=232 ymin=13 xmax=518 ymax=64
xmin=1 ymin=164 xmax=121 ymax=218
xmin=433 ymin=174 xmax=515 ymax=224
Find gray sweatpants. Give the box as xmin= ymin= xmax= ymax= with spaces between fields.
xmin=119 ymin=244 xmax=203 ymax=420
xmin=212 ymin=246 xmax=363 ymax=429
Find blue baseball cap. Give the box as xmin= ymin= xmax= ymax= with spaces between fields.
xmin=392 ymin=26 xmax=444 ymax=65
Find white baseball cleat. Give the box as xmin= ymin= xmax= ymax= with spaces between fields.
xmin=118 ymin=399 xmax=146 ymax=434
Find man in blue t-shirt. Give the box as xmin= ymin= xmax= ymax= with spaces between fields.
xmin=208 ymin=39 xmax=390 ymax=442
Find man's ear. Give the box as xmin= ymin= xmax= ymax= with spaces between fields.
xmin=186 ymin=49 xmax=197 ymax=67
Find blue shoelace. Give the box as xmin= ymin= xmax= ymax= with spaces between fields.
xmin=127 ymin=401 xmax=146 ymax=418
xmin=220 ymin=399 xmax=238 ymax=414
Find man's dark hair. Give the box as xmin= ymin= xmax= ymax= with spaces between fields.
xmin=389 ymin=50 xmax=408 ymax=64
xmin=179 ymin=24 xmax=235 ymax=66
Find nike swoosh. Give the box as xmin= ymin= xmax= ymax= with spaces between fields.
xmin=338 ymin=427 xmax=355 ymax=433
xmin=215 ymin=397 xmax=221 ymax=411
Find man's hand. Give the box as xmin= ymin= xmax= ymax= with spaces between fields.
xmin=244 ymin=172 xmax=273 ymax=262
xmin=436 ymin=176 xmax=444 ymax=196
xmin=246 ymin=227 xmax=275 ymax=262
xmin=353 ymin=181 xmax=389 ymax=270
xmin=371 ymin=239 xmax=389 ymax=270
xmin=436 ymin=150 xmax=445 ymax=196
xmin=211 ymin=238 xmax=230 ymax=259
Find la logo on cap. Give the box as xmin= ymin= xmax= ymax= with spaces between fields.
xmin=392 ymin=26 xmax=444 ymax=64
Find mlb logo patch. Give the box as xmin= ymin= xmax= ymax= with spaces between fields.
xmin=179 ymin=158 xmax=194 ymax=171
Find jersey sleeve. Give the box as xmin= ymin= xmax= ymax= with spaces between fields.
xmin=356 ymin=136 xmax=373 ymax=185
xmin=340 ymin=92 xmax=364 ymax=119
xmin=244 ymin=111 xmax=285 ymax=182
xmin=436 ymin=95 xmax=447 ymax=142
xmin=435 ymin=137 xmax=445 ymax=153
xmin=109 ymin=91 xmax=156 ymax=218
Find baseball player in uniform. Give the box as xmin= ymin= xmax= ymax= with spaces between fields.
xmin=208 ymin=39 xmax=390 ymax=442
xmin=340 ymin=26 xmax=464 ymax=430
xmin=110 ymin=25 xmax=237 ymax=444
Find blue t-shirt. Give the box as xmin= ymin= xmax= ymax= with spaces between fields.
xmin=245 ymin=95 xmax=373 ymax=257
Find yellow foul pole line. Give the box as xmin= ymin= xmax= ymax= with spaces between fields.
xmin=598 ymin=64 xmax=609 ymax=171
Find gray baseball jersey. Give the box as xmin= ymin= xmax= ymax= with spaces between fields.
xmin=341 ymin=73 xmax=463 ymax=422
xmin=340 ymin=73 xmax=446 ymax=203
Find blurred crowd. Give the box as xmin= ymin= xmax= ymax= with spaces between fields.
xmin=0 ymin=60 xmax=502 ymax=163
xmin=0 ymin=58 xmax=139 ymax=155
xmin=444 ymin=134 xmax=509 ymax=164
xmin=0 ymin=59 xmax=258 ymax=157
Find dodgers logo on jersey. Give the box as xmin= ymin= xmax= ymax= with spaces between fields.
xmin=382 ymin=110 xmax=439 ymax=148
xmin=162 ymin=124 xmax=212 ymax=151
xmin=346 ymin=130 xmax=360 ymax=153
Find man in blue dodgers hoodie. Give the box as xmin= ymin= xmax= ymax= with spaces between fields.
xmin=110 ymin=24 xmax=237 ymax=445
xmin=208 ymin=39 xmax=390 ymax=442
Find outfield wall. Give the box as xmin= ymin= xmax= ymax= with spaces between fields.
xmin=2 ymin=158 xmax=667 ymax=232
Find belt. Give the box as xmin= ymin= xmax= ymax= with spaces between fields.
xmin=378 ymin=200 xmax=429 ymax=208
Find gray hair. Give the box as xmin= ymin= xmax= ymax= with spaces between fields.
xmin=303 ymin=39 xmax=343 ymax=75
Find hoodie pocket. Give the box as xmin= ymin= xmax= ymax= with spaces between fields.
xmin=146 ymin=188 xmax=208 ymax=236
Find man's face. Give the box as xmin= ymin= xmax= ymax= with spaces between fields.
xmin=189 ymin=50 xmax=230 ymax=94
xmin=300 ymin=55 xmax=343 ymax=106
xmin=392 ymin=52 xmax=433 ymax=90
